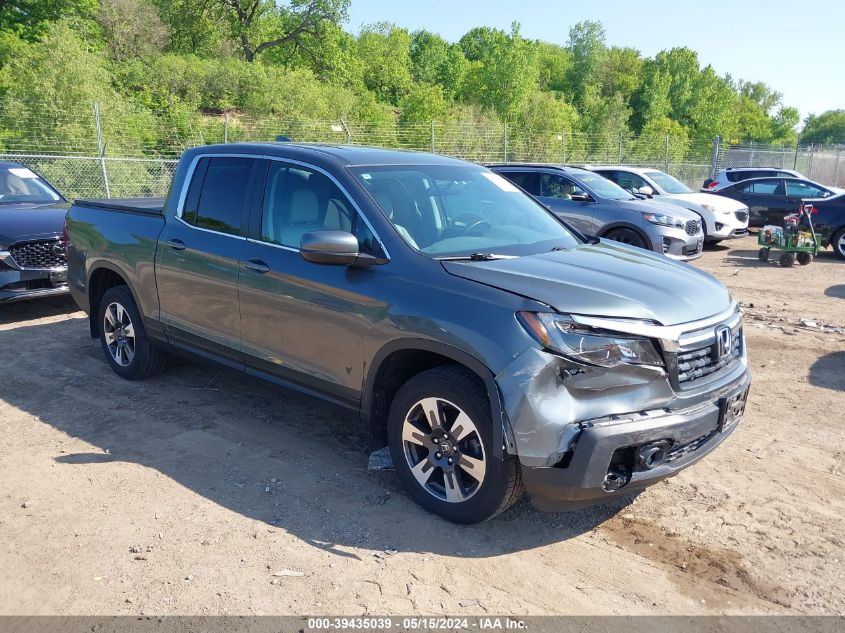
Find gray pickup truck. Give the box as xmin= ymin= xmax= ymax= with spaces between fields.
xmin=66 ymin=143 xmax=751 ymax=524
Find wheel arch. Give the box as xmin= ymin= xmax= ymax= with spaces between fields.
xmin=598 ymin=222 xmax=653 ymax=249
xmin=361 ymin=339 xmax=510 ymax=459
xmin=86 ymin=262 xmax=143 ymax=339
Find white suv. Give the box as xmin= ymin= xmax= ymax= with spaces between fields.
xmin=589 ymin=166 xmax=749 ymax=243
xmin=703 ymin=168 xmax=805 ymax=192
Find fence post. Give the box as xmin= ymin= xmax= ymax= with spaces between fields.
xmin=793 ymin=143 xmax=799 ymax=170
xmin=664 ymin=134 xmax=670 ymax=173
xmin=340 ymin=119 xmax=351 ymax=144
xmin=223 ymin=112 xmax=229 ymax=143
xmin=93 ymin=101 xmax=110 ymax=199
xmin=807 ymin=145 xmax=815 ymax=178
xmin=561 ymin=130 xmax=567 ymax=164
xmin=709 ymin=135 xmax=721 ymax=177
xmin=834 ymin=145 xmax=842 ymax=187
xmin=618 ymin=132 xmax=623 ymax=164
xmin=431 ymin=120 xmax=435 ymax=153
xmin=503 ymin=122 xmax=508 ymax=161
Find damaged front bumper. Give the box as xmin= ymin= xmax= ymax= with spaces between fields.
xmin=496 ymin=307 xmax=750 ymax=511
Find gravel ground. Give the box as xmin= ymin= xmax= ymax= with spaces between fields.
xmin=0 ymin=235 xmax=843 ymax=616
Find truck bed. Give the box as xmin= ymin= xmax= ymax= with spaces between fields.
xmin=74 ymin=198 xmax=165 ymax=215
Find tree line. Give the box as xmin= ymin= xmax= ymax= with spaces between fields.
xmin=1 ymin=0 xmax=843 ymax=158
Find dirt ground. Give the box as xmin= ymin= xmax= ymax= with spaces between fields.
xmin=0 ymin=235 xmax=843 ymax=616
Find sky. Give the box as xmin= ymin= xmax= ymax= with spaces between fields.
xmin=346 ymin=0 xmax=845 ymax=120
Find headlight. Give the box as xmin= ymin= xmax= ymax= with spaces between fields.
xmin=641 ymin=212 xmax=684 ymax=228
xmin=517 ymin=312 xmax=664 ymax=368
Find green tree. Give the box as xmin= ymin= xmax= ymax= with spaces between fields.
xmin=772 ymin=106 xmax=799 ymax=144
xmin=356 ymin=22 xmax=412 ymax=104
xmin=534 ymin=41 xmax=571 ymax=93
xmin=96 ymin=0 xmax=170 ymax=61
xmin=214 ymin=0 xmax=348 ymax=62
xmin=602 ymin=46 xmax=642 ymax=100
xmin=565 ymin=21 xmax=606 ymax=108
xmin=400 ymin=83 xmax=446 ymax=123
xmin=460 ymin=23 xmax=537 ymax=118
xmin=801 ymin=110 xmax=845 ymax=144
xmin=0 ymin=0 xmax=96 ymax=41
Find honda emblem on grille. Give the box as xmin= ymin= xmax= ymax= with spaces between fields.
xmin=51 ymin=241 xmax=64 ymax=257
xmin=715 ymin=325 xmax=732 ymax=359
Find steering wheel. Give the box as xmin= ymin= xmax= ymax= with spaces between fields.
xmin=454 ymin=213 xmax=492 ymax=235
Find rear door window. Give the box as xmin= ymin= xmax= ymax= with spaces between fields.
xmin=182 ymin=157 xmax=255 ymax=235
xmin=739 ymin=179 xmax=780 ymax=195
xmin=499 ymin=171 xmax=540 ymax=195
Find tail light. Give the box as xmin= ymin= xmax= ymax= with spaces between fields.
xmin=62 ymin=219 xmax=69 ymax=259
xmin=704 ymin=180 xmax=717 ymax=189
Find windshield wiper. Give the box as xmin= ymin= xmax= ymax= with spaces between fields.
xmin=436 ymin=252 xmax=514 ymax=261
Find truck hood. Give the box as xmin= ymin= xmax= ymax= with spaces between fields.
xmin=442 ymin=241 xmax=731 ymax=326
xmin=663 ymin=192 xmax=746 ymax=212
xmin=0 ymin=202 xmax=69 ymax=246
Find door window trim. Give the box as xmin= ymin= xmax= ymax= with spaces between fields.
xmin=252 ymin=156 xmax=391 ymax=260
xmin=175 ymin=153 xmax=390 ymax=260
xmin=175 ymin=153 xmax=264 ymax=240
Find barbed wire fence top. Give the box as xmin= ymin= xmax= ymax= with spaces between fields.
xmin=1 ymin=98 xmax=842 ymax=199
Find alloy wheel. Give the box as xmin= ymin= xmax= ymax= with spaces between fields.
xmin=103 ymin=301 xmax=136 ymax=367
xmin=401 ymin=397 xmax=486 ymax=503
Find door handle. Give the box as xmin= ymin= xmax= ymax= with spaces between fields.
xmin=165 ymin=238 xmax=186 ymax=251
xmin=244 ymin=258 xmax=270 ymax=273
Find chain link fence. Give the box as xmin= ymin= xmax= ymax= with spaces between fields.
xmin=2 ymin=98 xmax=843 ymax=199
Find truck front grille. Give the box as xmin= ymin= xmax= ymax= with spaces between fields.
xmin=675 ymin=328 xmax=742 ymax=384
xmin=9 ymin=240 xmax=67 ymax=270
xmin=685 ymin=219 xmax=701 ymax=236
xmin=735 ymin=210 xmax=749 ymax=223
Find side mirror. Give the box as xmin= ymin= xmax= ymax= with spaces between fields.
xmin=637 ymin=186 xmax=654 ymax=196
xmin=570 ymin=193 xmax=592 ymax=202
xmin=300 ymin=230 xmax=360 ymax=265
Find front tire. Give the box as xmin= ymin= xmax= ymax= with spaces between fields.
xmin=603 ymin=228 xmax=647 ymax=251
xmin=98 ymin=286 xmax=167 ymax=380
xmin=831 ymin=227 xmax=845 ymax=260
xmin=387 ymin=366 xmax=523 ymax=524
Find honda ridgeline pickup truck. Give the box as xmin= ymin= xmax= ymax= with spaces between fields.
xmin=66 ymin=143 xmax=751 ymax=524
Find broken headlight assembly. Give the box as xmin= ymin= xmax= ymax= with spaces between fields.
xmin=517 ymin=312 xmax=664 ymax=369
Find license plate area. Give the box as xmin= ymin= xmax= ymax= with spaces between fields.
xmin=49 ymin=270 xmax=68 ymax=287
xmin=718 ymin=387 xmax=749 ymax=433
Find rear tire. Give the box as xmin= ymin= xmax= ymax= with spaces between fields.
xmin=831 ymin=227 xmax=845 ymax=260
xmin=97 ymin=286 xmax=167 ymax=380
xmin=604 ymin=228 xmax=648 ymax=251
xmin=758 ymin=247 xmax=770 ymax=262
xmin=779 ymin=252 xmax=795 ymax=267
xmin=387 ymin=366 xmax=523 ymax=524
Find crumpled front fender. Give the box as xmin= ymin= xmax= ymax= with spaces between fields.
xmin=495 ymin=347 xmax=675 ymax=467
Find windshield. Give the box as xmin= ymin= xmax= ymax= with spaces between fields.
xmin=645 ymin=171 xmax=692 ymax=194
xmin=350 ymin=165 xmax=580 ymax=258
xmin=569 ymin=172 xmax=634 ymax=201
xmin=0 ymin=166 xmax=62 ymax=204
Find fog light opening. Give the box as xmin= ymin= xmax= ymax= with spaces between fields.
xmin=636 ymin=441 xmax=670 ymax=471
